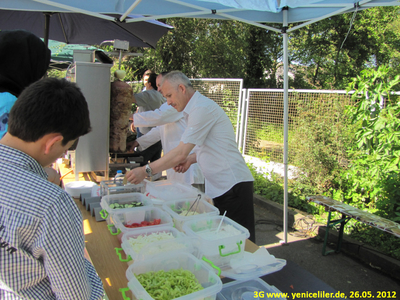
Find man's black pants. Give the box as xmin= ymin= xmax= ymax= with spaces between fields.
xmin=213 ymin=181 xmax=256 ymax=243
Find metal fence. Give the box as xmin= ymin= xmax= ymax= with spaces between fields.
xmin=241 ymin=89 xmax=355 ymax=162
xmin=130 ymin=78 xmax=244 ymax=140
xmin=130 ymin=78 xmax=362 ymax=164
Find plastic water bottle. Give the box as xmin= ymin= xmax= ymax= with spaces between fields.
xmin=114 ymin=170 xmax=124 ymax=186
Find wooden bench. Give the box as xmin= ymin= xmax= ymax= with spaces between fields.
xmin=307 ymin=195 xmax=400 ymax=255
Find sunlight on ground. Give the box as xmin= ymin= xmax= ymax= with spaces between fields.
xmin=83 ymin=219 xmax=92 ymax=235
xmin=258 ymin=232 xmax=311 ymax=249
xmin=105 ymin=278 xmax=112 ymax=287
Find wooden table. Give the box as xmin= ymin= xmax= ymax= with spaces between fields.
xmin=57 ymin=163 xmax=259 ymax=300
xmin=75 ymin=196 xmax=259 ymax=300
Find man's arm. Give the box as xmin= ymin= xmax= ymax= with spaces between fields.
xmin=135 ymin=127 xmax=162 ymax=151
xmin=126 ymin=141 xmax=195 ymax=184
xmin=133 ymin=103 xmax=182 ymax=127
xmin=42 ymin=193 xmax=104 ymax=300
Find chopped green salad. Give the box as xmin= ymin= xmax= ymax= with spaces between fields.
xmin=136 ymin=268 xmax=204 ymax=300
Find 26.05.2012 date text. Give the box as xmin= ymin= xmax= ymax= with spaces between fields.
xmin=349 ymin=291 xmax=396 ymax=298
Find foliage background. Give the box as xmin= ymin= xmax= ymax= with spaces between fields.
xmin=107 ymin=7 xmax=400 ymax=91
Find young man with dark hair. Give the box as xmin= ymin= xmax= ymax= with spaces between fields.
xmin=0 ymin=78 xmax=104 ymax=299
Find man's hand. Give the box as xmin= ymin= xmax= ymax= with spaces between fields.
xmin=174 ymin=153 xmax=196 ymax=173
xmin=173 ymin=159 xmax=191 ymax=173
xmin=126 ymin=166 xmax=146 ymax=184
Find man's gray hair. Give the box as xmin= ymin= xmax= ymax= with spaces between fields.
xmin=162 ymin=71 xmax=193 ymax=89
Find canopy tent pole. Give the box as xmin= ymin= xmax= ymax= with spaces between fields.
xmin=282 ymin=6 xmax=289 ymax=244
xmin=120 ymin=0 xmax=143 ymax=22
xmin=43 ymin=12 xmax=51 ymax=48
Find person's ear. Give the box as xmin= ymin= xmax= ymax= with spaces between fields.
xmin=44 ymin=134 xmax=63 ymax=155
xmin=179 ymin=84 xmax=186 ymax=94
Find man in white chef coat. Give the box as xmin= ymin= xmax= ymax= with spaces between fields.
xmin=126 ymin=71 xmax=255 ymax=242
xmin=129 ymin=72 xmax=204 ymax=191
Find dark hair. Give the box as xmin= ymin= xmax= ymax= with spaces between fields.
xmin=0 ymin=30 xmax=50 ymax=97
xmin=8 ymin=78 xmax=91 ymax=145
xmin=148 ymin=72 xmax=158 ymax=90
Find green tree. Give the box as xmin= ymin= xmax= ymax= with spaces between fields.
xmin=290 ymin=7 xmax=400 ymax=89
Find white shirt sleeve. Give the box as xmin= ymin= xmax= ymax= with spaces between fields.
xmin=136 ymin=126 xmax=162 ymax=151
xmin=134 ymin=103 xmax=183 ymax=127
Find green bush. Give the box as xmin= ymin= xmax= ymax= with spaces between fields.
xmin=248 ymin=67 xmax=400 ymax=260
xmin=289 ymin=94 xmax=355 ymax=195
xmin=340 ymin=66 xmax=400 ymax=221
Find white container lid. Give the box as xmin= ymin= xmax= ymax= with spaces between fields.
xmin=64 ymin=181 xmax=97 ymax=198
xmin=219 ymin=247 xmax=286 ymax=280
xmin=144 ymin=179 xmax=199 ymax=201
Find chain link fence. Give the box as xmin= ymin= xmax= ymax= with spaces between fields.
xmin=129 ymin=78 xmax=244 ymax=139
xmin=129 ymin=79 xmax=361 ymax=164
xmin=241 ymin=89 xmax=355 ymax=163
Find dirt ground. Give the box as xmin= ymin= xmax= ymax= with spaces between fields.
xmin=253 ymin=201 xmax=400 ymax=296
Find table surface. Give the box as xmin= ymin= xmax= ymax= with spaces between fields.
xmin=74 ymin=196 xmax=260 ymax=300
xmin=59 ymin=164 xmax=340 ymax=300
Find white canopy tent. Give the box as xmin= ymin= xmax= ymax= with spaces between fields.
xmin=4 ymin=0 xmax=399 ymax=242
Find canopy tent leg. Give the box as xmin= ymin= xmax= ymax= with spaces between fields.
xmin=282 ymin=7 xmax=289 ymax=245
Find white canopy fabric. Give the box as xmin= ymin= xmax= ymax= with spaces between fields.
xmin=3 ymin=1 xmax=397 ymax=28
xmin=3 ymin=0 xmax=399 ymax=242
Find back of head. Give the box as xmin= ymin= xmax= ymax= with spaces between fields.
xmin=148 ymin=72 xmax=158 ymax=90
xmin=0 ymin=30 xmax=51 ymax=97
xmin=8 ymin=78 xmax=91 ymax=145
xmin=162 ymin=71 xmax=193 ymax=90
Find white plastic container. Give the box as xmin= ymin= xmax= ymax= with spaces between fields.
xmin=65 ymin=181 xmax=97 ymax=198
xmin=100 ymin=192 xmax=153 ymax=222
xmin=182 ymin=215 xmax=249 ymax=268
xmin=162 ymin=198 xmax=220 ymax=231
xmin=111 ymin=206 xmax=173 ymax=235
xmin=99 ymin=180 xmax=144 ymax=197
xmin=120 ymin=227 xmax=199 ymax=262
xmin=144 ymin=179 xmax=200 ymax=207
xmin=125 ymin=251 xmax=222 ymax=300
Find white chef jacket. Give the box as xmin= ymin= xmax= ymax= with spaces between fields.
xmin=181 ymin=91 xmax=254 ymax=198
xmin=135 ymin=103 xmax=204 ymax=185
xmin=134 ymin=89 xmax=165 ymax=134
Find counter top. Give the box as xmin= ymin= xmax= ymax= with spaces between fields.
xmin=57 ymin=163 xmax=259 ymax=300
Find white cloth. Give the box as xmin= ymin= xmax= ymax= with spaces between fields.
xmin=181 ymin=91 xmax=254 ymax=198
xmin=135 ymin=103 xmax=204 ymax=185
xmin=134 ymin=89 xmax=166 ymax=134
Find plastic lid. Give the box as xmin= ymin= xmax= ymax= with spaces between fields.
xmin=218 ymin=248 xmax=286 ymax=280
